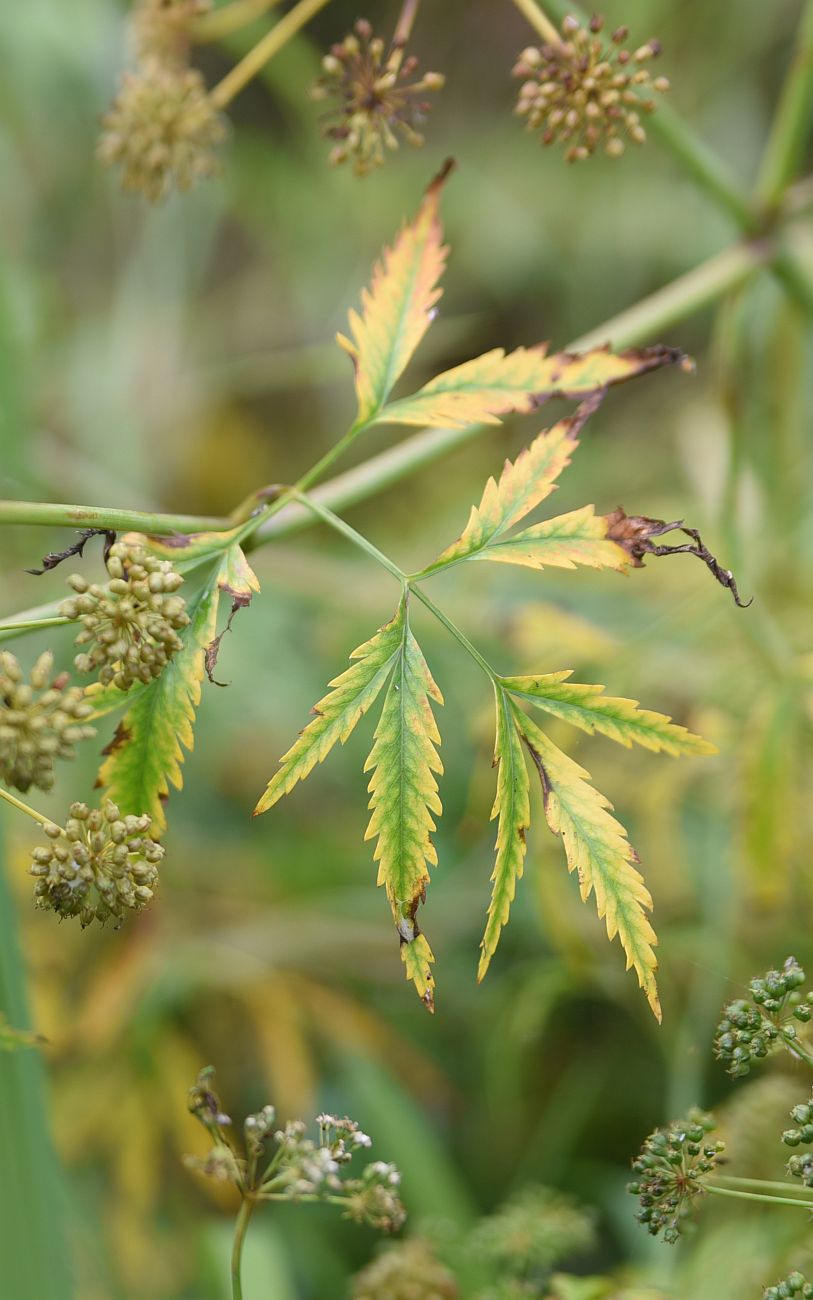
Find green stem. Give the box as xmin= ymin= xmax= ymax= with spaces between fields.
xmin=209 ymin=0 xmax=334 ymax=109
xmin=193 ymin=0 xmax=283 ymax=42
xmin=714 ymin=1175 xmax=813 ymax=1197
xmin=292 ymin=492 xmax=408 ymax=583
xmin=0 ymin=501 xmax=227 ymax=534
xmin=705 ymin=1182 xmax=813 ymax=1211
xmin=509 ymin=0 xmax=562 ymax=46
xmin=779 ymin=1029 xmax=813 ymax=1069
xmin=0 ymin=617 xmax=75 ymax=635
xmin=408 ymin=585 xmax=497 ymax=681
xmin=756 ymin=0 xmax=813 ymax=211
xmin=231 ymin=1197 xmax=256 ymax=1300
xmin=0 ymin=786 xmax=62 ymax=833
xmin=644 ymin=102 xmax=757 ymax=232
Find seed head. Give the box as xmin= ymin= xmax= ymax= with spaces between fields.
xmin=311 ymin=19 xmax=444 ymax=175
xmin=628 ymin=1110 xmax=723 ymax=1243
xmin=60 ymin=540 xmax=190 ymax=691
xmin=714 ymin=957 xmax=812 ymax=1077
xmin=98 ymin=58 xmax=227 ymax=201
xmin=764 ymin=1274 xmax=813 ymax=1299
xmin=351 ymin=1238 xmax=459 ymax=1299
xmin=29 ymin=800 xmax=163 ymax=927
xmin=0 ymin=651 xmax=95 ymax=793
xmin=512 ymin=16 xmax=668 ymax=162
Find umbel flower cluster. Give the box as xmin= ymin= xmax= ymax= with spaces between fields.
xmin=628 ymin=1110 xmax=724 ymax=1243
xmin=98 ymin=0 xmax=226 ymax=200
xmin=352 ymin=1238 xmax=459 ymax=1300
xmin=783 ymin=1094 xmax=813 ymax=1187
xmin=29 ymin=801 xmax=163 ymax=927
xmin=0 ymin=651 xmax=95 ymax=793
xmin=714 ymin=957 xmax=813 ymax=1077
xmin=311 ymin=18 xmax=444 ymax=174
xmin=765 ymin=1275 xmax=813 ymax=1300
xmin=185 ymin=1068 xmax=406 ymax=1232
xmin=60 ymin=540 xmax=189 ymax=691
xmin=513 ymin=15 xmax=669 ymax=161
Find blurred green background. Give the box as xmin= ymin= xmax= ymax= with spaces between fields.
xmin=2 ymin=0 xmax=813 ymax=1296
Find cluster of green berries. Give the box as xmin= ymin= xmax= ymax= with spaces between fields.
xmin=0 ymin=651 xmax=95 ymax=793
xmin=783 ymin=1096 xmax=813 ymax=1187
xmin=628 ymin=1110 xmax=724 ymax=1243
xmin=98 ymin=0 xmax=225 ymax=201
xmin=714 ymin=958 xmax=812 ymax=1077
xmin=352 ymin=1239 xmax=459 ymax=1300
xmin=60 ymin=541 xmax=189 ymax=691
xmin=513 ymin=15 xmax=669 ymax=162
xmin=764 ymin=1274 xmax=813 ymax=1299
xmin=186 ymin=1069 xmax=406 ymax=1231
xmin=29 ymin=801 xmax=162 ymax=927
xmin=311 ymin=19 xmax=444 ymax=175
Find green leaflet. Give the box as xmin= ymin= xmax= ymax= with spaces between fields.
xmin=512 ymin=703 xmax=661 ymax=1021
xmin=475 ymin=505 xmax=628 ymax=572
xmin=98 ymin=545 xmax=257 ymax=831
xmin=254 ymin=611 xmax=404 ymax=814
xmin=364 ymin=597 xmax=443 ymax=1009
xmin=336 ymin=165 xmax=449 ymax=423
xmin=478 ymin=686 xmax=531 ymax=981
xmin=501 ymin=671 xmax=716 ymax=756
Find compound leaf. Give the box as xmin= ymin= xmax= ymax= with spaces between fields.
xmin=375 ymin=343 xmax=684 ymax=430
xmin=478 ymin=686 xmax=531 ymax=980
xmin=502 ymin=671 xmax=716 ymax=757
xmin=364 ymin=597 xmax=443 ymax=1009
xmin=513 ymin=703 xmax=661 ymax=1020
xmin=254 ymin=610 xmax=404 ymax=814
xmin=337 ymin=164 xmax=450 ymax=424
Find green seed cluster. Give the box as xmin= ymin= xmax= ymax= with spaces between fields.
xmin=98 ymin=58 xmax=226 ymax=202
xmin=783 ymin=1096 xmax=813 ymax=1187
xmin=714 ymin=959 xmax=812 ymax=1077
xmin=513 ymin=15 xmax=669 ymax=162
xmin=311 ymin=19 xmax=444 ymax=175
xmin=351 ymin=1239 xmax=459 ymax=1300
xmin=0 ymin=651 xmax=95 ymax=793
xmin=29 ymin=801 xmax=163 ymax=927
xmin=60 ymin=541 xmax=190 ymax=691
xmin=628 ymin=1110 xmax=723 ymax=1243
xmin=765 ymin=1274 xmax=813 ymax=1299
xmin=470 ymin=1186 xmax=595 ymax=1282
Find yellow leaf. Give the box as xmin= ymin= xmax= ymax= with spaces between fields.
xmin=337 ymin=162 xmax=451 ymax=423
xmin=513 ymin=703 xmax=661 ymax=1021
xmin=400 ymin=933 xmax=436 ymax=1014
xmin=376 ymin=343 xmax=685 ymax=429
xmin=478 ymin=505 xmax=629 ymax=572
xmin=477 ymin=687 xmax=531 ymax=980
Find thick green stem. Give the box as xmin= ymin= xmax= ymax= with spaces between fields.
xmin=705 ymin=1182 xmax=813 ymax=1211
xmin=193 ymin=0 xmax=283 ymax=42
xmin=209 ymin=0 xmax=334 ymax=109
xmin=0 ymin=500 xmax=226 ymax=534
xmin=756 ymin=0 xmax=813 ymax=211
xmin=231 ymin=1196 xmax=256 ymax=1300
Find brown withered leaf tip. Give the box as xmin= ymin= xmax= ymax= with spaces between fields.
xmin=204 ymin=594 xmax=252 ymax=686
xmin=605 ymin=509 xmax=752 ymax=606
xmin=27 ymin=528 xmax=117 ymax=576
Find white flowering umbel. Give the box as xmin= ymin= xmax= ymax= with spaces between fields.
xmin=185 ymin=1069 xmax=406 ymax=1232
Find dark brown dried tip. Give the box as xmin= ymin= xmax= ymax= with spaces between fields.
xmin=605 ymin=509 xmax=752 ymax=607
xmin=27 ymin=528 xmax=117 ymax=575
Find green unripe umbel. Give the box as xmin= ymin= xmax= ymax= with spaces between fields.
xmin=0 ymin=651 xmax=95 ymax=792
xmin=60 ymin=540 xmax=190 ymax=691
xmin=29 ymin=800 xmax=163 ymax=927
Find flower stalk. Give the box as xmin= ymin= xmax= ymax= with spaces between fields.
xmin=209 ymin=0 xmax=334 ymax=109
